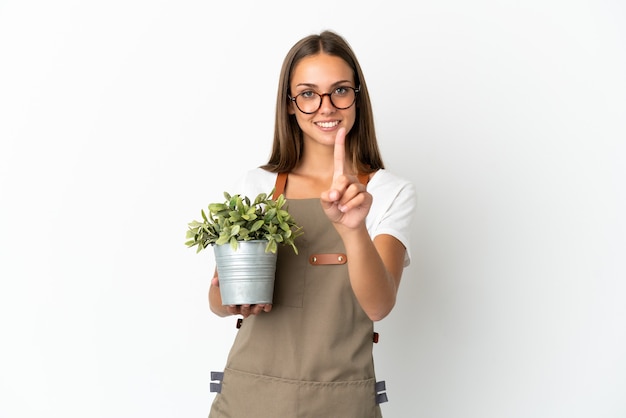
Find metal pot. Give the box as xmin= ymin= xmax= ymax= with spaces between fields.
xmin=214 ymin=240 xmax=277 ymax=305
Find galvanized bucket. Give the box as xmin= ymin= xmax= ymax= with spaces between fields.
xmin=214 ymin=240 xmax=277 ymax=305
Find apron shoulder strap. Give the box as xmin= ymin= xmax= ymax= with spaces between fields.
xmin=273 ymin=172 xmax=288 ymax=198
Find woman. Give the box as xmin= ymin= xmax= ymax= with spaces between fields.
xmin=208 ymin=30 xmax=416 ymax=418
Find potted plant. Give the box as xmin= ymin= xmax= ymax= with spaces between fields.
xmin=185 ymin=189 xmax=303 ymax=305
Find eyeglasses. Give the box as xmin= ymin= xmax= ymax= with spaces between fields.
xmin=288 ymin=86 xmax=360 ymax=114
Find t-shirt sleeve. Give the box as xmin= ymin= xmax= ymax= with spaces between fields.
xmin=367 ymin=174 xmax=417 ymax=267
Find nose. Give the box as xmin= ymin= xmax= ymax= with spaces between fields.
xmin=318 ymin=93 xmax=336 ymax=113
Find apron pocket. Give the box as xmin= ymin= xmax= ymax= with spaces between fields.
xmin=209 ymin=368 xmax=381 ymax=418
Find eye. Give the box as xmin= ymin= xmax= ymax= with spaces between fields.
xmin=299 ymin=90 xmax=317 ymax=100
xmin=333 ymin=87 xmax=350 ymax=96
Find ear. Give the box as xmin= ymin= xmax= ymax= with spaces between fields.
xmin=287 ymin=102 xmax=296 ymax=115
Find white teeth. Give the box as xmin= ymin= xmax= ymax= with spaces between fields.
xmin=316 ymin=121 xmax=339 ymax=128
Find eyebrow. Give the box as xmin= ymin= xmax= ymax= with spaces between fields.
xmin=294 ymin=80 xmax=354 ymax=89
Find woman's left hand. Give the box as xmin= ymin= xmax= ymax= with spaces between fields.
xmin=320 ymin=128 xmax=372 ymax=229
xmin=211 ymin=274 xmax=272 ymax=318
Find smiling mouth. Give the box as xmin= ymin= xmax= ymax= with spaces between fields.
xmin=315 ymin=121 xmax=339 ymax=128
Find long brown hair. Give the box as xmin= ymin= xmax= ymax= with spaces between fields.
xmin=262 ymin=30 xmax=384 ymax=173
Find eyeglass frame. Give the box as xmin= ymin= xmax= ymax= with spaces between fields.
xmin=288 ymin=86 xmax=360 ymax=114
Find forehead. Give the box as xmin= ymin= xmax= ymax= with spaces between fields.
xmin=290 ymin=53 xmax=354 ymax=87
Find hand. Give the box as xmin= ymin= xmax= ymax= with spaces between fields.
xmin=320 ymin=128 xmax=373 ymax=229
xmin=224 ymin=303 xmax=272 ymax=318
xmin=211 ymin=274 xmax=272 ymax=318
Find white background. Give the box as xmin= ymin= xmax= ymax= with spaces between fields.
xmin=1 ymin=1 xmax=625 ymax=417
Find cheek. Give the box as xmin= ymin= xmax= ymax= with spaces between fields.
xmin=345 ymin=110 xmax=357 ymax=130
xmin=294 ymin=113 xmax=312 ymax=129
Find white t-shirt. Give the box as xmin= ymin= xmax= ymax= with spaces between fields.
xmin=229 ymin=167 xmax=417 ymax=266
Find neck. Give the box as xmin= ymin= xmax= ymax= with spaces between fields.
xmin=294 ymin=142 xmax=354 ymax=177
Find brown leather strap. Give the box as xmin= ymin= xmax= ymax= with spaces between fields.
xmin=357 ymin=172 xmax=370 ymax=186
xmin=309 ymin=253 xmax=347 ymax=265
xmin=273 ymin=172 xmax=288 ymax=198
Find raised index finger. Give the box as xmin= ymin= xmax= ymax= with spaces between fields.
xmin=333 ymin=127 xmax=346 ymax=181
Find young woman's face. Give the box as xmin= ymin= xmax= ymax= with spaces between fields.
xmin=289 ymin=53 xmax=357 ymax=148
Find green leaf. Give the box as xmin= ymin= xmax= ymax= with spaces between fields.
xmin=250 ymin=219 xmax=264 ymax=232
xmin=208 ymin=203 xmax=226 ymax=214
xmin=216 ymin=233 xmax=230 ymax=246
xmin=254 ymin=193 xmax=267 ymax=205
xmin=264 ymin=208 xmax=277 ymax=221
xmin=266 ymin=240 xmax=278 ymax=254
xmin=228 ymin=196 xmax=237 ymax=210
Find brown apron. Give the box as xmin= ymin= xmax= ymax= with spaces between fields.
xmin=209 ymin=173 xmax=387 ymax=418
